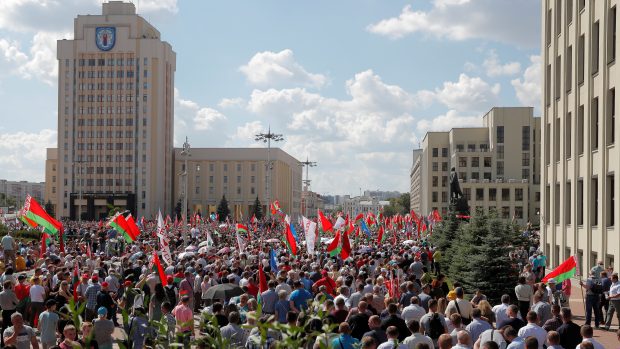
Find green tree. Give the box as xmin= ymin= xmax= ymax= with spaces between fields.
xmin=429 ymin=207 xmax=462 ymax=269
xmin=217 ymin=195 xmax=230 ymax=222
xmin=251 ymin=196 xmax=263 ymax=220
xmin=399 ymin=193 xmax=410 ymax=214
xmin=447 ymin=211 xmax=521 ymax=303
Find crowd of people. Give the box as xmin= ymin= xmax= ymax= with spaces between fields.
xmin=0 ymin=215 xmax=617 ymax=349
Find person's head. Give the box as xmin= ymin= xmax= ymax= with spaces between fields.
xmin=428 ymin=299 xmax=438 ymax=312
xmin=613 ymin=273 xmax=619 ymax=283
xmin=550 ymin=304 xmax=560 ymax=316
xmin=335 ymin=297 xmax=345 ymax=309
xmin=472 ymin=308 xmax=482 ymax=319
xmin=45 ymin=299 xmax=57 ymax=311
xmin=533 ymin=291 xmax=543 ymax=302
xmin=181 ymin=295 xmax=190 ymax=304
xmin=63 ymin=325 xmax=77 ymax=341
xmin=10 ymin=312 xmax=23 ymax=327
xmin=502 ymin=326 xmax=517 ymax=340
xmin=455 ymin=287 xmax=464 ymax=299
xmin=407 ymin=319 xmax=421 ymax=334
xmin=228 ymin=311 xmax=240 ymax=325
xmin=81 ymin=322 xmax=93 ymax=337
xmin=360 ymin=336 xmax=377 ymax=349
xmin=410 ymin=296 xmax=419 ymax=305
xmin=518 ymin=276 xmax=526 ymax=284
xmin=437 ymin=334 xmax=453 ymax=349
xmin=286 ymin=311 xmax=298 ymax=324
xmin=368 ymin=315 xmax=381 ymax=329
xmin=161 ymin=302 xmax=171 ymax=314
xmin=507 ymin=304 xmax=519 ymax=318
xmin=456 ymin=330 xmax=470 ymax=345
xmin=212 ymin=302 xmax=223 ymax=314
xmin=560 ymin=307 xmax=573 ymax=323
xmin=278 ymin=290 xmax=288 ymax=300
xmin=387 ymin=303 xmax=398 ymax=315
xmin=579 ymin=342 xmax=595 ymax=349
xmin=580 ymin=325 xmax=594 ymax=339
xmin=450 ymin=313 xmax=462 ymax=328
xmin=338 ymin=322 xmax=351 ymax=335
xmin=97 ymin=307 xmax=107 ymax=318
xmin=547 ymin=331 xmax=560 ymax=345
xmin=482 ymin=342 xmax=500 ymax=349
xmin=386 ymin=325 xmax=399 ymax=340
xmin=525 ymin=336 xmax=538 ymax=349
xmin=526 ymin=311 xmax=538 ymax=324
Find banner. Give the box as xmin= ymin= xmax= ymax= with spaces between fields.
xmin=156 ymin=210 xmax=173 ymax=266
xmin=302 ymin=216 xmax=317 ymax=255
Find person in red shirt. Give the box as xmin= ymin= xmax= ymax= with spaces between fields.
xmin=312 ymin=270 xmax=337 ymax=297
xmin=14 ymin=274 xmax=30 ymax=316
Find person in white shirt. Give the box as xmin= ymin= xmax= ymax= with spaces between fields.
xmin=492 ymin=294 xmax=514 ymax=327
xmin=576 ymin=325 xmax=604 ymax=349
xmin=377 ymin=326 xmax=408 ymax=349
xmin=401 ymin=296 xmax=427 ymax=325
xmin=546 ymin=331 xmax=563 ymax=349
xmin=517 ymin=311 xmax=546 ymax=349
xmin=604 ymin=273 xmax=620 ymax=330
xmin=474 ymin=328 xmax=508 ymax=349
xmin=445 ymin=287 xmax=473 ymax=323
xmin=402 ymin=319 xmax=434 ymax=349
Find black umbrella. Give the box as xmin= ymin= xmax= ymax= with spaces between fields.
xmin=203 ymin=283 xmax=244 ymax=301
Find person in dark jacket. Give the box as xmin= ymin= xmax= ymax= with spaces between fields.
xmin=96 ymin=282 xmax=117 ymax=326
xmin=380 ymin=303 xmax=410 ymax=341
xmin=556 ymin=307 xmax=582 ymax=349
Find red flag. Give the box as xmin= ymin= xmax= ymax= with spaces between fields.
xmin=341 ymin=230 xmax=351 ymax=260
xmin=72 ymin=261 xmax=79 ymax=302
xmin=152 ymin=252 xmax=168 ymax=286
xmin=40 ymin=232 xmax=49 ymax=256
xmin=318 ymin=209 xmax=333 ymax=232
xmin=126 ymin=214 xmax=141 ymax=240
xmin=284 ymin=224 xmax=297 ymax=255
xmin=433 ymin=209 xmax=442 ymax=222
xmin=326 ymin=231 xmax=341 ymax=256
xmin=377 ymin=226 xmax=385 ymax=244
xmin=86 ymin=243 xmax=92 ymax=258
xmin=258 ymin=265 xmax=268 ymax=293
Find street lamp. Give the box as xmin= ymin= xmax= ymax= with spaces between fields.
xmin=255 ymin=125 xmax=284 ymax=218
xmin=299 ymin=156 xmax=317 ymax=217
xmin=180 ymin=137 xmax=191 ymax=226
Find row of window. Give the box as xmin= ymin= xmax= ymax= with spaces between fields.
xmin=78 ymin=106 xmax=135 ymax=115
xmin=76 ymin=70 xmax=143 ymax=79
xmin=76 ymin=118 xmax=138 ymax=127
xmin=77 ymin=82 xmax=148 ymax=91
xmin=77 ymin=94 xmax=146 ymax=102
xmin=75 ymin=142 xmax=135 ymax=151
xmin=75 ymin=58 xmax=148 ymax=67
xmin=545 ymin=175 xmax=615 ymax=227
xmin=431 ymin=187 xmax=525 ymax=203
xmin=196 ymin=186 xmax=256 ymax=196
xmin=74 ymin=154 xmax=140 ymax=162
xmin=546 ymin=89 xmax=616 ymax=164
xmin=198 ymin=175 xmax=257 ymax=185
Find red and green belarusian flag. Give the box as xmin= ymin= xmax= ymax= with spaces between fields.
xmin=236 ymin=223 xmax=248 ymax=234
xmin=543 ymin=256 xmax=579 ymax=283
xmin=284 ymin=223 xmax=297 ymax=256
xmin=327 ymin=231 xmax=341 ymax=257
xmin=377 ymin=225 xmax=387 ymax=245
xmin=152 ymin=252 xmax=168 ymax=286
xmin=21 ymin=195 xmax=62 ymax=235
xmin=108 ymin=213 xmax=136 ymax=243
xmin=126 ymin=214 xmax=141 ymax=240
xmin=318 ymin=209 xmax=333 ymax=233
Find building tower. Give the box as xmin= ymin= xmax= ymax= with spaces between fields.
xmin=49 ymin=1 xmax=176 ymax=219
xmin=541 ymin=0 xmax=618 ymax=270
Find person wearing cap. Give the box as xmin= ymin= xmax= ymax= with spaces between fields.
xmin=38 ymin=299 xmax=59 ymax=349
xmin=97 ymin=281 xmax=118 ymax=326
xmin=93 ymin=307 xmax=114 ymax=349
xmin=313 ymin=269 xmax=337 ymax=297
xmin=84 ymin=275 xmax=101 ymax=322
xmin=164 ymin=275 xmax=178 ymax=305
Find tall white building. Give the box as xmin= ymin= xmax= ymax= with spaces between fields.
xmin=47 ymin=1 xmax=176 ymax=219
xmin=541 ymin=0 xmax=619 ymax=270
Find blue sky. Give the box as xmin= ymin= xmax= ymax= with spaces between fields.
xmin=0 ymin=0 xmax=541 ymax=196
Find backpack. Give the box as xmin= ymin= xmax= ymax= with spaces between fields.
xmin=428 ymin=312 xmax=444 ymax=339
xmin=165 ymin=285 xmax=177 ymax=305
xmin=591 ymin=279 xmax=604 ymax=294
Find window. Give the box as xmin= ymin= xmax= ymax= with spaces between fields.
xmin=522 ymin=152 xmax=530 ymax=166
xmin=471 ymin=172 xmax=479 ymax=180
xmin=468 ymin=144 xmax=476 ymax=152
xmin=442 ymin=148 xmax=448 ymax=157
xmin=566 ymin=182 xmax=572 ymax=225
xmin=195 ymin=187 xmax=200 ymax=194
xmin=546 ymin=64 xmax=551 ymax=105
xmin=515 ymin=188 xmax=524 ymax=201
xmin=223 ymin=164 xmax=228 ymax=171
xmin=502 ymin=189 xmax=510 ymax=201
xmin=546 ymin=8 xmax=552 ymax=46
xmin=237 ymin=176 xmax=241 ymax=183
xmin=501 ymin=207 xmax=510 ymax=219
xmin=578 ymin=0 xmax=585 ymax=12
xmin=566 ymin=112 xmax=572 ymax=158
xmin=555 ymin=55 xmax=561 ymax=99
xmin=592 ymin=97 xmax=599 ymax=150
xmin=578 ymin=105 xmax=584 ymax=154
xmin=442 ymin=176 xmax=447 ymax=187
xmin=223 ymin=176 xmax=228 ymax=184
xmin=432 ymin=162 xmax=438 ymax=171
xmin=497 ymin=145 xmax=504 ymax=160
xmin=251 ymin=187 xmax=255 ymax=195
xmin=209 ymin=164 xmax=214 ymax=171
xmin=578 ymin=34 xmax=585 ymax=84
xmin=592 ymin=177 xmax=599 ymax=226
xmin=484 ymin=172 xmax=492 ymax=180
xmin=463 ymin=188 xmax=471 ymax=201
xmin=556 ymin=0 xmax=562 ymax=35
xmin=432 ymin=192 xmax=438 ymax=203
xmin=515 ymin=206 xmax=523 ymax=219
xmin=578 ymin=179 xmax=584 ymax=225
xmin=209 ymin=176 xmax=214 ymax=184
xmin=484 ymin=157 xmax=492 ymax=167
xmin=608 ymin=89 xmax=616 ymax=145
xmin=476 ymin=188 xmax=484 ymax=201
xmin=592 ymin=21 xmax=600 ymax=74
xmin=251 ymin=163 xmax=256 ymax=171
xmin=432 ymin=176 xmax=438 ymax=187
xmin=566 ymin=45 xmax=573 ymax=92
xmin=554 ymin=118 xmax=560 ymax=160
xmin=456 ymin=144 xmax=465 ymax=152
xmin=471 ymin=157 xmax=479 ymax=167
xmin=567 ymin=0 xmax=573 ymax=24
xmin=480 ymin=144 xmax=489 ymax=152
xmin=497 ymin=161 xmax=504 ymax=175
xmin=459 ymin=172 xmax=467 ymax=181
xmin=441 ymin=192 xmax=447 ymax=203
xmin=497 ymin=126 xmax=504 ymax=143
xmin=459 ymin=157 xmax=467 ymax=167
xmin=608 ymin=175 xmax=615 ymax=227
xmin=522 ymin=126 xmax=530 ymax=151
xmin=237 ymin=164 xmax=242 ymax=172
xmin=522 ymin=169 xmax=530 ymax=180
xmin=609 ymin=7 xmax=617 ymax=63
xmin=442 ymin=162 xmax=448 ymax=171
xmin=489 ymin=188 xmax=497 ymax=201
xmin=237 ymin=187 xmax=241 ymax=195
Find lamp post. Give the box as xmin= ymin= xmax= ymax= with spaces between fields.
xmin=299 ymin=156 xmax=317 ymax=217
xmin=180 ymin=137 xmax=191 ymax=226
xmin=255 ymin=126 xmax=284 ymax=218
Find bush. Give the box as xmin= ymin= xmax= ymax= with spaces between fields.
xmin=0 ymin=225 xmax=41 ymax=240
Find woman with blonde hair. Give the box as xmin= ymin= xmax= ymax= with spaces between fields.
xmin=477 ymin=299 xmax=495 ymax=325
xmin=437 ymin=297 xmax=448 ymax=315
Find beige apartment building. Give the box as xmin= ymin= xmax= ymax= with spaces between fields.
xmin=172 ymin=148 xmax=302 ymax=221
xmin=541 ymin=0 xmax=619 ymax=270
xmin=0 ymin=179 xmax=45 ymax=210
xmin=46 ymin=1 xmax=176 ymax=219
xmin=410 ymin=107 xmax=541 ymax=226
xmin=301 ymin=189 xmax=324 ymax=218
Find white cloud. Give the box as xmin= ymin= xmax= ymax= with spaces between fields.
xmin=431 ymin=73 xmax=500 ymax=113
xmin=483 ymin=50 xmax=521 ymax=77
xmin=174 ymin=88 xmax=228 ymax=145
xmin=511 ymin=55 xmax=542 ymax=110
xmin=367 ymin=0 xmax=540 ymax=48
xmin=0 ymin=129 xmax=56 ymax=182
xmin=218 ymin=97 xmax=245 ymax=109
xmin=194 ymin=108 xmax=226 ymax=131
xmin=417 ymin=110 xmax=481 ymax=132
xmin=138 ymin=0 xmax=178 ymax=14
xmin=233 ymin=121 xmax=265 ymax=145
xmin=239 ymin=49 xmax=328 ymax=89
